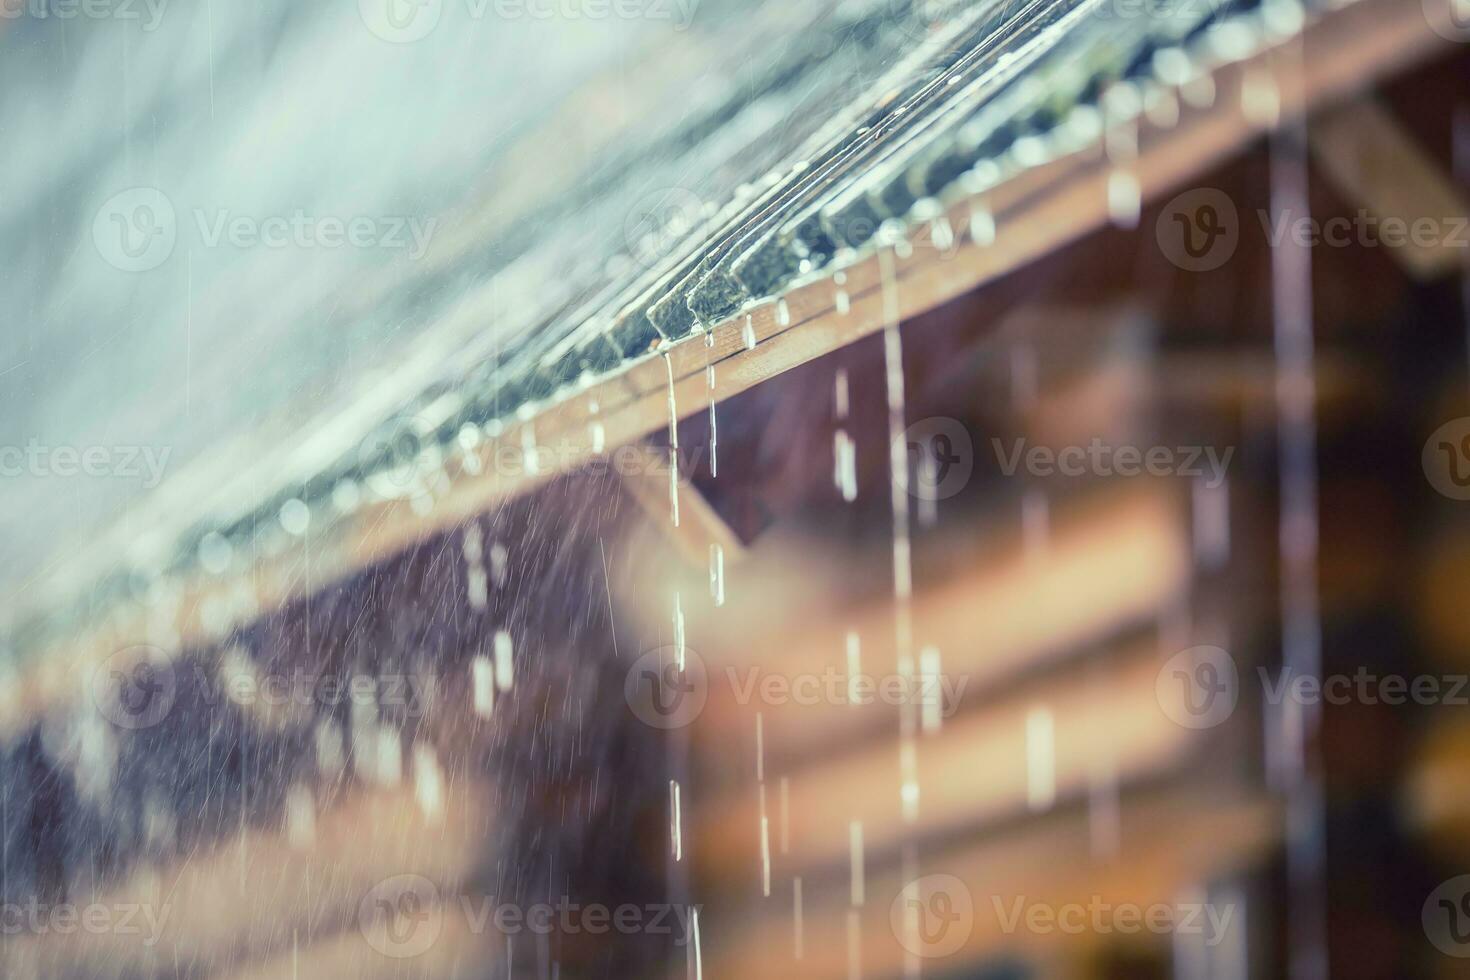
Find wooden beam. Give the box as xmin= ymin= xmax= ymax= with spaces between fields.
xmin=0 ymin=781 xmax=494 ymax=980
xmin=1310 ymin=97 xmax=1470 ymax=280
xmin=694 ymin=641 xmax=1209 ymax=883
xmin=697 ymin=784 xmax=1279 ymax=980
xmin=616 ymin=444 xmax=747 ymax=569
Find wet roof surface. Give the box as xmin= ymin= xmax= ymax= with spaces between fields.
xmin=3 ymin=0 xmax=1266 ymax=648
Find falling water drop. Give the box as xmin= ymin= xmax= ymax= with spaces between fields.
xmin=899 ymin=740 xmax=920 ymax=824
xmin=1026 ymin=705 xmax=1056 ymax=813
xmin=465 ymin=524 xmax=489 ymax=610
xmin=589 ymin=397 xmax=606 ymax=454
xmin=756 ymin=712 xmax=765 ymax=782
xmin=792 ymin=878 xmax=804 ymax=960
xmin=673 ymin=593 xmax=686 ymax=669
xmin=315 ymin=719 xmax=345 ymax=779
xmin=777 ymin=298 xmax=791 ymax=327
xmin=489 ymin=541 xmax=509 ymax=588
xmin=919 ymin=646 xmax=942 ymax=734
xmin=845 ymin=631 xmax=862 ymax=706
xmin=472 ymin=655 xmax=495 ymax=718
xmin=917 ymin=451 xmax=938 ymax=528
xmin=521 ymin=424 xmax=540 ymax=477
xmin=1268 ymin=51 xmax=1328 ymax=979
xmin=1455 ymin=105 xmax=1470 ymax=377
xmin=759 ymin=794 xmax=772 ymax=898
xmin=285 ymin=784 xmax=315 ymax=850
xmin=467 ymin=566 xmax=489 ymax=611
xmin=689 ymin=907 xmax=703 ymax=980
xmin=664 ymin=352 xmax=681 ymax=528
xmin=848 ymin=820 xmax=865 ymax=906
xmin=970 ymin=206 xmax=996 ymax=246
xmin=709 ymin=543 xmax=725 ymax=606
xmin=834 ymin=430 xmax=858 ymax=502
xmin=758 ymin=681 xmax=770 ymax=899
xmin=930 ymin=215 xmax=955 ymax=255
xmin=463 ymin=522 xmax=483 ymax=561
xmin=706 ymin=336 xmax=718 ymax=479
xmin=881 ymin=248 xmax=915 ymax=706
xmin=414 ymin=743 xmax=444 ymax=825
xmin=1103 ymin=84 xmax=1142 ymax=229
xmin=1107 ymin=170 xmax=1142 ymax=227
xmin=375 ymin=726 xmax=403 ymax=787
xmin=879 ymin=244 xmax=927 ymax=920
xmin=900 ymin=845 xmax=921 ymax=980
xmin=493 ymin=630 xmax=514 ymax=690
xmin=670 ymin=779 xmax=683 ymax=861
xmin=743 ymin=314 xmax=757 ymax=350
